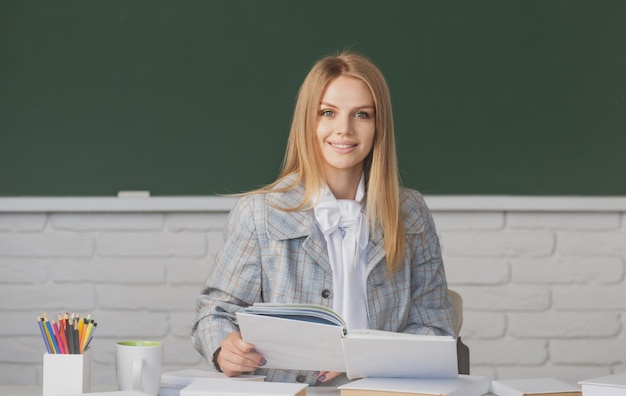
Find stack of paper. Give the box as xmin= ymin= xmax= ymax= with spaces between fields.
xmin=337 ymin=374 xmax=490 ymax=396
xmin=180 ymin=379 xmax=307 ymax=396
xmin=159 ymin=369 xmax=265 ymax=396
xmin=578 ymin=372 xmax=626 ymax=396
xmin=490 ymin=377 xmax=581 ymax=396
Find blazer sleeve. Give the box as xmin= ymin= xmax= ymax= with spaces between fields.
xmin=191 ymin=195 xmax=263 ymax=367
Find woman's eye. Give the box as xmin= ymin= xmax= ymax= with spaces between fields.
xmin=355 ymin=111 xmax=370 ymax=119
xmin=320 ymin=110 xmax=334 ymax=117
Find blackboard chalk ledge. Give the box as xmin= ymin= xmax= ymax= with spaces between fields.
xmin=118 ymin=191 xmax=151 ymax=198
xmin=1 ymin=196 xmax=626 ymax=213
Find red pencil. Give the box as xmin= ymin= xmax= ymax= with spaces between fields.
xmin=57 ymin=313 xmax=70 ymax=354
xmin=51 ymin=319 xmax=65 ymax=354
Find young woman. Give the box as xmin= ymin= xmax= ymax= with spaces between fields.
xmin=192 ymin=51 xmax=455 ymax=386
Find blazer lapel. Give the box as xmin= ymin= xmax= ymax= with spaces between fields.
xmin=365 ymin=224 xmax=386 ymax=277
xmin=265 ymin=179 xmax=332 ymax=275
xmin=364 ymin=190 xmax=425 ymax=278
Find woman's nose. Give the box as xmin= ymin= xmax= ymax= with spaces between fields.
xmin=335 ymin=115 xmax=352 ymax=135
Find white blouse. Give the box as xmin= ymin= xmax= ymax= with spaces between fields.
xmin=313 ymin=175 xmax=369 ymax=330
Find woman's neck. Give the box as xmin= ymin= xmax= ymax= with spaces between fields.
xmin=324 ymin=169 xmax=363 ymax=200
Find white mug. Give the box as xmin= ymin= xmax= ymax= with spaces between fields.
xmin=115 ymin=341 xmax=163 ymax=396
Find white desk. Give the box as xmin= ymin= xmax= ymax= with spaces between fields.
xmin=0 ymin=385 xmax=503 ymax=395
xmin=0 ymin=385 xmax=117 ymax=396
xmin=0 ymin=385 xmax=341 ymax=396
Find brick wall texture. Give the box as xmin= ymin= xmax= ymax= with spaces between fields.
xmin=0 ymin=205 xmax=624 ymax=386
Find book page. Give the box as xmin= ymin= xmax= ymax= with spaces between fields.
xmin=243 ymin=303 xmax=346 ymax=328
xmin=347 ymin=329 xmax=456 ymax=340
xmin=237 ymin=312 xmax=346 ymax=372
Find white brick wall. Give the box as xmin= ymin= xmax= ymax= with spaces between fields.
xmin=0 ymin=197 xmax=624 ymax=386
xmin=432 ymin=205 xmax=626 ymax=384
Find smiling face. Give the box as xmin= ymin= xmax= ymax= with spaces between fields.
xmin=316 ymin=75 xmax=376 ymax=187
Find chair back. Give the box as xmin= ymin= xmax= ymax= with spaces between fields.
xmin=448 ymin=289 xmax=463 ymax=337
xmin=447 ymin=289 xmax=470 ymax=374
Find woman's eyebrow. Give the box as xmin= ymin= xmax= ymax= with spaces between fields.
xmin=319 ymin=101 xmax=374 ymax=109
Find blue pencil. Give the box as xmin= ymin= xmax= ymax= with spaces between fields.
xmin=44 ymin=317 xmax=60 ymax=354
xmin=37 ymin=316 xmax=52 ymax=353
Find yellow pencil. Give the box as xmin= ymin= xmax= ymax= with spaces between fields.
xmin=77 ymin=313 xmax=84 ymax=339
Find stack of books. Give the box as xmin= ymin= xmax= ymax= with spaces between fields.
xmin=159 ymin=369 xmax=264 ymax=396
xmin=578 ymin=372 xmax=626 ymax=395
xmin=338 ymin=375 xmax=490 ymax=396
xmin=180 ymin=381 xmax=307 ymax=396
xmin=490 ymin=377 xmax=581 ymax=396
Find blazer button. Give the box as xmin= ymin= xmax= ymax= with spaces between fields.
xmin=321 ymin=289 xmax=331 ymax=298
xmin=296 ymin=375 xmax=307 ymax=383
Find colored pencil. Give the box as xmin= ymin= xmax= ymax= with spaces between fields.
xmin=37 ymin=316 xmax=52 ymax=353
xmin=66 ymin=317 xmax=75 ymax=354
xmin=81 ymin=320 xmax=94 ymax=353
xmin=58 ymin=313 xmax=70 ymax=355
xmin=51 ymin=319 xmax=65 ymax=354
xmin=73 ymin=319 xmax=79 ymax=354
xmin=43 ymin=316 xmax=59 ymax=354
xmin=37 ymin=312 xmax=98 ymax=354
xmin=84 ymin=322 xmax=97 ymax=351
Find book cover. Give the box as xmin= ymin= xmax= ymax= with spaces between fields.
xmin=490 ymin=377 xmax=581 ymax=396
xmin=578 ymin=372 xmax=626 ymax=396
xmin=337 ymin=374 xmax=490 ymax=396
xmin=342 ymin=329 xmax=457 ymax=380
xmin=236 ymin=304 xmax=458 ymax=380
xmin=180 ymin=379 xmax=307 ymax=396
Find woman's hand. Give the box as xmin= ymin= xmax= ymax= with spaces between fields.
xmin=217 ymin=332 xmax=267 ymax=377
xmin=314 ymin=371 xmax=343 ymax=383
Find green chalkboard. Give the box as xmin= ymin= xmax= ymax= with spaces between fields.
xmin=1 ymin=0 xmax=625 ymax=196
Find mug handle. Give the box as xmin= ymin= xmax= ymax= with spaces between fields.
xmin=132 ymin=357 xmax=143 ymax=392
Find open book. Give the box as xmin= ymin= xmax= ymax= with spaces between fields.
xmin=236 ymin=303 xmax=458 ymax=380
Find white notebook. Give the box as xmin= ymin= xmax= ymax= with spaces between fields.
xmin=180 ymin=379 xmax=307 ymax=396
xmin=578 ymin=372 xmax=626 ymax=396
xmin=491 ymin=377 xmax=581 ymax=396
xmin=338 ymin=375 xmax=490 ymax=396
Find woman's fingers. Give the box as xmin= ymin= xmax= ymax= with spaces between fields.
xmin=220 ymin=333 xmax=343 ymax=380
xmin=218 ymin=332 xmax=266 ymax=376
xmin=314 ymin=371 xmax=343 ymax=382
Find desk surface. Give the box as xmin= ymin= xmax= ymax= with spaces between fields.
xmin=0 ymin=385 xmax=342 ymax=396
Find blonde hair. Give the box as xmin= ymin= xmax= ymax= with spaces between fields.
xmin=251 ymin=51 xmax=405 ymax=274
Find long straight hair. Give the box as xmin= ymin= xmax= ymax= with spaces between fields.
xmin=252 ymin=51 xmax=406 ymax=274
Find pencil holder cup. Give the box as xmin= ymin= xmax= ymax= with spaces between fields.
xmin=42 ymin=348 xmax=92 ymax=396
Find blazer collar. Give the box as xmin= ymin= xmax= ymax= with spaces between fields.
xmin=263 ymin=176 xmax=425 ymax=275
xmin=263 ymin=176 xmax=421 ymax=242
xmin=265 ymin=176 xmax=312 ymax=241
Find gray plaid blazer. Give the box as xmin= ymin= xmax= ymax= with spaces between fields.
xmin=192 ymin=176 xmax=454 ymax=386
